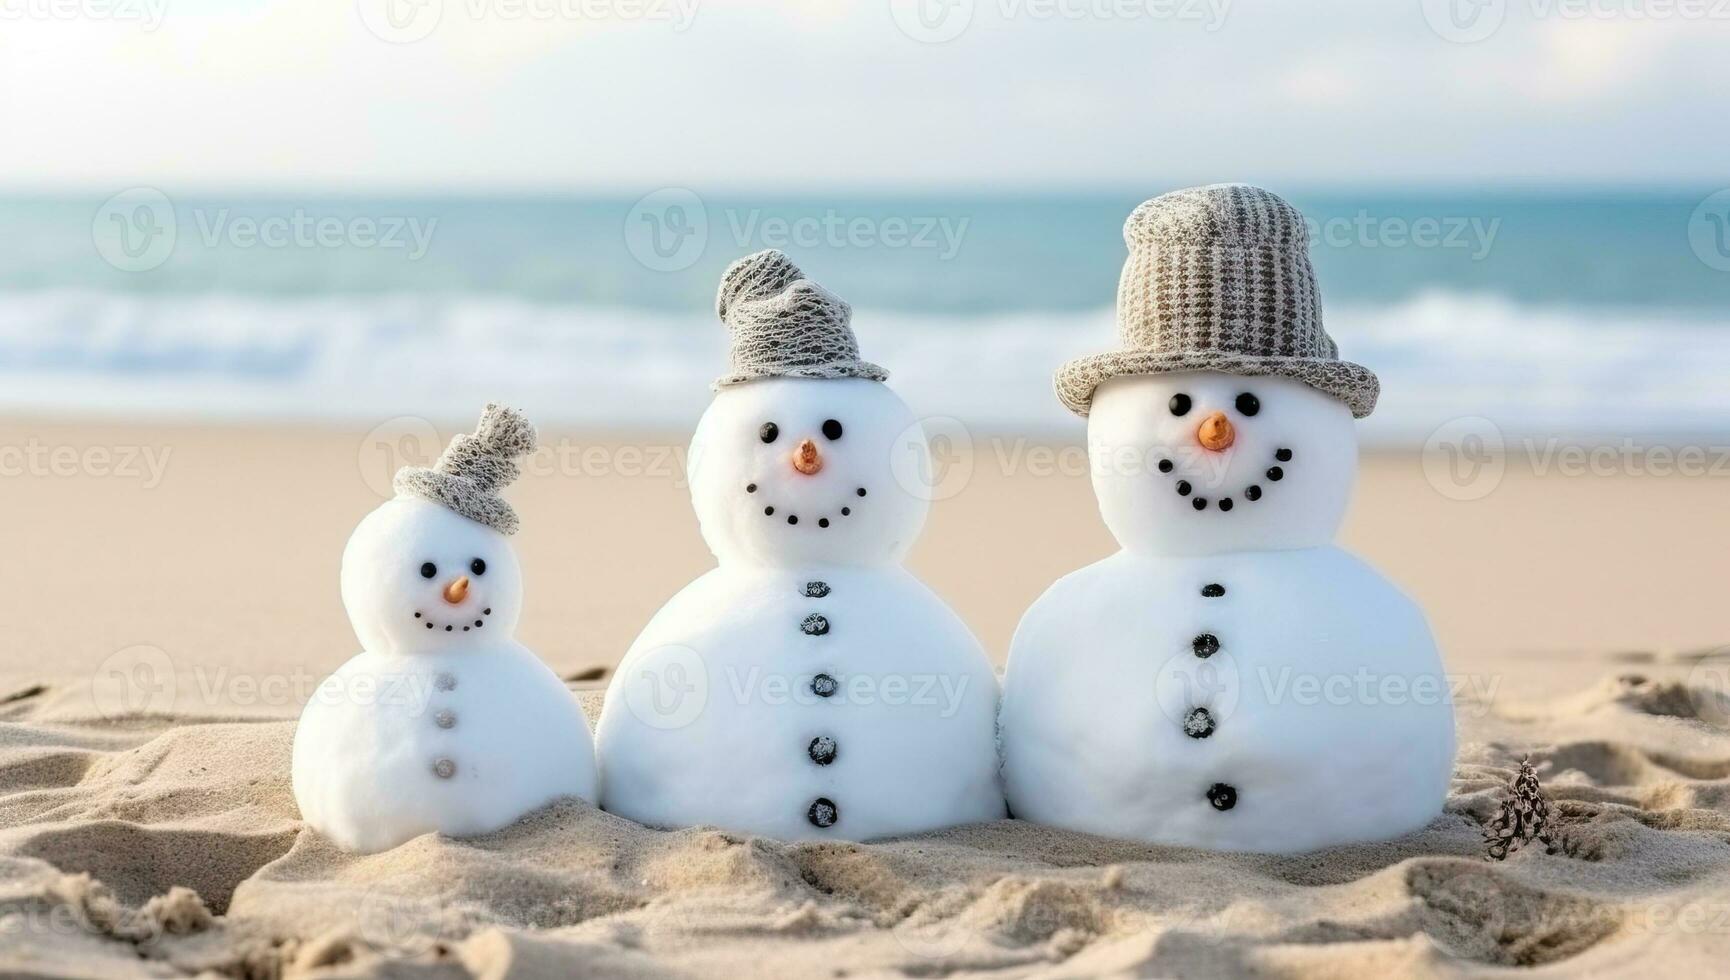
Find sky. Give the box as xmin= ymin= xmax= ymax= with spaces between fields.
xmin=0 ymin=0 xmax=1725 ymax=192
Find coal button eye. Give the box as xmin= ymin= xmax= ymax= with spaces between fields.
xmin=759 ymin=422 xmax=779 ymax=443
xmin=470 ymin=558 xmax=486 ymax=576
xmin=1235 ymin=393 xmax=1260 ymax=416
xmin=821 ymin=419 xmax=843 ymax=440
xmin=1169 ymin=393 xmax=1192 ymax=417
xmin=420 ymin=562 xmax=437 ymax=579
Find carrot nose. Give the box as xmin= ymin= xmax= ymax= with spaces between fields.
xmin=1197 ymin=412 xmax=1236 ymax=452
xmin=443 ymin=576 xmax=470 ymax=605
xmin=792 ymin=438 xmax=823 ymax=476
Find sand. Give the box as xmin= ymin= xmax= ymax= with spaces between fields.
xmin=3 ymin=420 xmax=1729 ymax=978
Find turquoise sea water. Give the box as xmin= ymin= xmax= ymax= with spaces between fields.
xmin=1 ymin=190 xmax=1726 ymax=439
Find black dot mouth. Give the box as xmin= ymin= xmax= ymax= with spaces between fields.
xmin=747 ymin=482 xmax=864 ymax=530
xmin=414 ymin=605 xmax=493 ymax=634
xmin=1158 ymin=449 xmax=1291 ymax=513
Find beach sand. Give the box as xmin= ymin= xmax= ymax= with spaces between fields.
xmin=3 ymin=419 xmax=1728 ymax=977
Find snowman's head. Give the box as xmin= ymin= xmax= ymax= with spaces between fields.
xmin=1088 ymin=371 xmax=1357 ymax=556
xmin=688 ymin=377 xmax=929 ymax=567
xmin=341 ymin=497 xmax=524 ymax=655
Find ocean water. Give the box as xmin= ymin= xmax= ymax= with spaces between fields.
xmin=1 ymin=190 xmax=1726 ymax=443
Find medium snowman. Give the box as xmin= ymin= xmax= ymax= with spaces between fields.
xmin=1001 ymin=185 xmax=1455 ymax=853
xmin=292 ymin=404 xmax=597 ymax=853
xmin=595 ymin=250 xmax=1004 ymax=841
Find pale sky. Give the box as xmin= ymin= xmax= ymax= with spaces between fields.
xmin=1 ymin=0 xmax=1724 ymax=192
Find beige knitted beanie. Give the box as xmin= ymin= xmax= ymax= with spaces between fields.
xmin=1055 ymin=184 xmax=1379 ymax=418
xmin=393 ymin=403 xmax=537 ymax=535
xmin=713 ymin=249 xmax=888 ymax=389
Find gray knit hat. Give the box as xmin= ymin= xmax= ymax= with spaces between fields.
xmin=392 ymin=403 xmax=537 ymax=535
xmin=1055 ymin=184 xmax=1379 ymax=418
xmin=713 ymin=249 xmax=888 ymax=389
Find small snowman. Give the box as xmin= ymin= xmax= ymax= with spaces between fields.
xmin=292 ymin=404 xmax=597 ymax=853
xmin=1001 ymin=186 xmax=1455 ymax=853
xmin=595 ymin=250 xmax=1004 ymax=841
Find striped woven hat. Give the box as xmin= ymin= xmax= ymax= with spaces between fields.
xmin=1055 ymin=184 xmax=1379 ymax=418
xmin=713 ymin=249 xmax=887 ymax=389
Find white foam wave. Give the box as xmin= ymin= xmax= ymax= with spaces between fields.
xmin=0 ymin=289 xmax=1724 ymax=444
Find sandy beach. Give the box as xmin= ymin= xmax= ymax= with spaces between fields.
xmin=3 ymin=419 xmax=1729 ymax=977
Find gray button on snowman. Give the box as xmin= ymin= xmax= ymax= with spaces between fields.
xmin=596 ymin=250 xmax=1006 ymax=841
xmin=292 ymin=404 xmax=598 ymax=853
xmin=1001 ymin=186 xmax=1456 ymax=853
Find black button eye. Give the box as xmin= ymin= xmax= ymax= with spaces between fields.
xmin=821 ymin=419 xmax=843 ymax=440
xmin=1235 ymin=392 xmax=1260 ymax=416
xmin=759 ymin=422 xmax=779 ymax=444
xmin=1169 ymin=393 xmax=1192 ymax=417
xmin=470 ymin=558 xmax=486 ymax=576
xmin=420 ymin=562 xmax=437 ymax=579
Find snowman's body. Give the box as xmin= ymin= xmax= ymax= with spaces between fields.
xmin=603 ymin=563 xmax=1001 ymax=840
xmin=597 ymin=376 xmax=1005 ymax=840
xmin=293 ymin=640 xmax=596 ymax=854
xmin=292 ymin=493 xmax=597 ymax=854
xmin=1002 ymin=373 xmax=1454 ymax=853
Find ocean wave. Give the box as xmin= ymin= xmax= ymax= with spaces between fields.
xmin=0 ymin=289 xmax=1724 ymax=444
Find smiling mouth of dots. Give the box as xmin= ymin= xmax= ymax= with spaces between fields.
xmin=747 ymin=482 xmax=867 ymax=529
xmin=414 ymin=606 xmax=494 ymax=633
xmin=1159 ymin=447 xmax=1293 ymax=513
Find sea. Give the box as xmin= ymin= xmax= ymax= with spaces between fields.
xmin=2 ymin=189 xmax=1727 ymax=445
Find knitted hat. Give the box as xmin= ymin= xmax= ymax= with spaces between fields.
xmin=392 ymin=403 xmax=537 ymax=535
xmin=713 ymin=249 xmax=888 ymax=389
xmin=1055 ymin=184 xmax=1379 ymax=418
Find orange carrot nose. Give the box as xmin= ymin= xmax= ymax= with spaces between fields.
xmin=443 ymin=576 xmax=470 ymax=605
xmin=792 ymin=438 xmax=823 ymax=475
xmin=1197 ymin=412 xmax=1236 ymax=452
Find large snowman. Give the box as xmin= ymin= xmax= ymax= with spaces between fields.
xmin=596 ymin=250 xmax=1004 ymax=841
xmin=293 ymin=404 xmax=597 ymax=853
xmin=1001 ymin=185 xmax=1454 ymax=853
